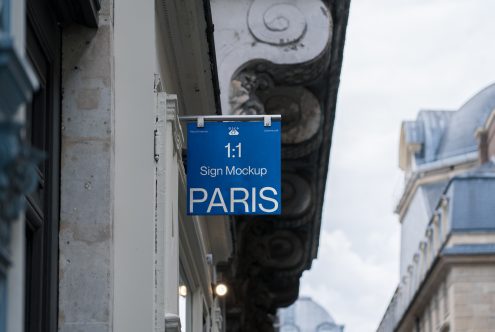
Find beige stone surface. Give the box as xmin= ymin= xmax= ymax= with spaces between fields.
xmin=58 ymin=1 xmax=114 ymax=331
xmin=451 ymin=265 xmax=495 ymax=332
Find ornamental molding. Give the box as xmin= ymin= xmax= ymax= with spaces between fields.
xmin=211 ymin=1 xmax=350 ymax=329
xmin=212 ymin=0 xmax=333 ymax=114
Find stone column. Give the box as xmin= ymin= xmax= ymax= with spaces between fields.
xmin=58 ymin=0 xmax=114 ymax=331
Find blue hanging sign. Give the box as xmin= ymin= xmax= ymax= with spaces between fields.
xmin=187 ymin=120 xmax=281 ymax=215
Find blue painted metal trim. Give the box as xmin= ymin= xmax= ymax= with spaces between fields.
xmin=442 ymin=244 xmax=495 ymax=256
xmin=0 ymin=0 xmax=10 ymax=33
xmin=450 ymin=228 xmax=495 ymax=233
xmin=0 ymin=22 xmax=40 ymax=332
xmin=0 ymin=35 xmax=38 ymax=114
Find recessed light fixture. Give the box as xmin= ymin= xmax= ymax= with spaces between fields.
xmin=214 ymin=283 xmax=228 ymax=297
xmin=179 ymin=285 xmax=188 ymax=297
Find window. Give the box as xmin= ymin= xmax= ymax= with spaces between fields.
xmin=24 ymin=0 xmax=61 ymax=330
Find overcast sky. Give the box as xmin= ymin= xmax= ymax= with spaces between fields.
xmin=299 ymin=0 xmax=495 ymax=331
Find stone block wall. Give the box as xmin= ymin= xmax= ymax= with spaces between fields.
xmin=448 ymin=264 xmax=495 ymax=332
xmin=58 ymin=0 xmax=114 ymax=331
xmin=413 ymin=278 xmax=451 ymax=332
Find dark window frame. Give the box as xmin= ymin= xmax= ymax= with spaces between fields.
xmin=24 ymin=0 xmax=61 ymax=331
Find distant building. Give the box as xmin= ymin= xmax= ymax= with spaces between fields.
xmin=278 ymin=297 xmax=344 ymax=332
xmin=377 ymin=84 xmax=495 ymax=332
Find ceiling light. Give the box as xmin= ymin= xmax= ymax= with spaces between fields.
xmin=214 ymin=283 xmax=228 ymax=297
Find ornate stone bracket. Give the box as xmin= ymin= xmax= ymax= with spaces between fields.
xmin=211 ymin=1 xmax=349 ymax=330
xmin=230 ymin=73 xmax=323 ymax=157
xmin=213 ymin=0 xmax=333 ymax=113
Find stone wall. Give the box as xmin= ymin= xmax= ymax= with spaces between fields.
xmin=408 ymin=263 xmax=495 ymax=332
xmin=414 ymin=278 xmax=451 ymax=332
xmin=449 ymin=264 xmax=495 ymax=332
xmin=58 ymin=0 xmax=114 ymax=330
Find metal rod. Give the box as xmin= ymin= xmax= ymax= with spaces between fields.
xmin=178 ymin=114 xmax=281 ymax=122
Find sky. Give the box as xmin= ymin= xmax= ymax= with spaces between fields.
xmin=299 ymin=0 xmax=495 ymax=331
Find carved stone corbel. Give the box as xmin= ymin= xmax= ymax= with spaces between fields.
xmin=212 ymin=0 xmax=333 ymax=113
xmin=230 ymin=74 xmax=324 ymax=159
xmin=276 ymin=172 xmax=315 ymax=227
xmin=211 ymin=0 xmax=347 ymax=329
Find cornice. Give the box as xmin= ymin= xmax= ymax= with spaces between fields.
xmin=395 ymin=154 xmax=478 ymax=219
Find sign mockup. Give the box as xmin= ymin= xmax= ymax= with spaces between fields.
xmin=187 ymin=120 xmax=281 ymax=215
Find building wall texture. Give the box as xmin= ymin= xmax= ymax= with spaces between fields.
xmin=400 ymin=190 xmax=429 ymax=277
xmin=450 ymin=265 xmax=495 ymax=331
xmin=58 ymin=0 xmax=114 ymax=331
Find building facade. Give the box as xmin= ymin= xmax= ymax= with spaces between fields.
xmin=278 ymin=297 xmax=344 ymax=332
xmin=377 ymin=84 xmax=495 ymax=332
xmin=1 ymin=0 xmax=349 ymax=332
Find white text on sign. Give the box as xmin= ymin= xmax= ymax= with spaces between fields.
xmin=200 ymin=166 xmax=268 ymax=178
xmin=189 ymin=187 xmax=279 ymax=214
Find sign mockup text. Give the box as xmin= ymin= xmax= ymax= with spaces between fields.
xmin=187 ymin=121 xmax=281 ymax=215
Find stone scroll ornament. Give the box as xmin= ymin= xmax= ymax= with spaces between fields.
xmin=221 ymin=0 xmax=329 ymax=226
xmin=236 ymin=221 xmax=309 ymax=277
xmin=230 ymin=74 xmax=323 ymax=158
xmin=247 ymin=1 xmax=308 ymax=46
xmin=214 ymin=0 xmax=333 ymax=113
xmin=222 ymin=0 xmax=329 ymax=158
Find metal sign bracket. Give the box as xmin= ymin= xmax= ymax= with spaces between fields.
xmin=179 ymin=114 xmax=281 ymax=125
xmin=264 ymin=115 xmax=271 ymax=127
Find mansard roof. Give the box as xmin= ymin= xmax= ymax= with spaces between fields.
xmin=399 ymin=110 xmax=453 ymax=170
xmin=400 ymin=83 xmax=495 ymax=170
xmin=437 ymin=83 xmax=495 ymax=159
